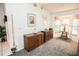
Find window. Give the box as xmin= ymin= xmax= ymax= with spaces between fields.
xmin=71 ymin=19 xmax=78 ymax=36
xmin=54 ymin=20 xmax=61 ymax=33
xmin=55 ymin=15 xmax=79 ymax=36
xmin=61 ymin=19 xmax=70 ymax=32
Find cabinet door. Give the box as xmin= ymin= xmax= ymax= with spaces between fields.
xmin=37 ymin=35 xmax=42 ymax=45
xmin=34 ymin=36 xmax=39 ymax=47
xmin=29 ymin=36 xmax=39 ymax=50
xmin=41 ymin=34 xmax=44 ymax=44
xmin=45 ymin=33 xmax=49 ymax=41
xmin=29 ymin=37 xmax=36 ymax=50
xmin=26 ymin=37 xmax=34 ymax=51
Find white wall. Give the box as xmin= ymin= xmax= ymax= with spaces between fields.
xmin=0 ymin=3 xmax=5 ymax=26
xmin=51 ymin=8 xmax=79 ymax=43
xmin=5 ymin=3 xmax=52 ymax=51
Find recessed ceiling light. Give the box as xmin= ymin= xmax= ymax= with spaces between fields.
xmin=33 ymin=3 xmax=37 ymax=7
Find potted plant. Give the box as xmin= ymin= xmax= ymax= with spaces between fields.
xmin=0 ymin=26 xmax=6 ymax=42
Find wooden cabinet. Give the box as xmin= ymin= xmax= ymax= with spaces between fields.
xmin=49 ymin=28 xmax=53 ymax=39
xmin=24 ymin=28 xmax=53 ymax=52
xmin=24 ymin=32 xmax=44 ymax=51
xmin=44 ymin=31 xmax=50 ymax=42
xmin=43 ymin=28 xmax=53 ymax=42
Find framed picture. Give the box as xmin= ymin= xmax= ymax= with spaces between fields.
xmin=27 ymin=13 xmax=36 ymax=27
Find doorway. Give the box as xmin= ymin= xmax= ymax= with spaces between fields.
xmin=0 ymin=3 xmax=11 ymax=56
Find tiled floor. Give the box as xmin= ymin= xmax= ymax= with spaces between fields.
xmin=10 ymin=37 xmax=79 ymax=56
xmin=0 ymin=42 xmax=11 ymax=56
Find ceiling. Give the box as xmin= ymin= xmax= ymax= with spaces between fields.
xmin=36 ymin=3 xmax=79 ymax=13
